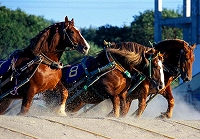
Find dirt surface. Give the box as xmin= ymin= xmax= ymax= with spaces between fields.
xmin=1 ymin=115 xmax=200 ymax=139
xmin=1 ymin=96 xmax=200 ymax=139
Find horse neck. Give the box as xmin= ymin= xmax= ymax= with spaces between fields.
xmin=111 ymin=42 xmax=149 ymax=53
xmin=31 ymin=28 xmax=66 ymax=62
xmin=155 ymin=41 xmax=185 ymax=67
xmin=110 ymin=43 xmax=150 ymax=72
xmin=88 ymin=51 xmax=109 ymax=71
xmin=133 ymin=57 xmax=148 ymax=74
xmin=112 ymin=51 xmax=143 ymax=73
xmin=47 ymin=33 xmax=65 ymax=62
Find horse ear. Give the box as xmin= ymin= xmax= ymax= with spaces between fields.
xmin=191 ymin=43 xmax=196 ymax=50
xmin=158 ymin=52 xmax=165 ymax=61
xmin=65 ymin=16 xmax=69 ymax=26
xmin=159 ymin=52 xmax=165 ymax=57
xmin=143 ymin=51 xmax=149 ymax=67
xmin=71 ymin=18 xmax=74 ymax=26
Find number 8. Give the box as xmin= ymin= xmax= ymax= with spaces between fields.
xmin=69 ymin=65 xmax=79 ymax=77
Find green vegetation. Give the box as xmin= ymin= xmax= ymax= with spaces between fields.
xmin=0 ymin=5 xmax=53 ymax=59
xmin=0 ymin=5 xmax=183 ymax=60
xmin=0 ymin=5 xmax=182 ymax=86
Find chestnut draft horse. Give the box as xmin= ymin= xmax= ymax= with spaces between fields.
xmin=44 ymin=42 xmax=165 ymax=117
xmin=127 ymin=39 xmax=196 ymax=118
xmin=0 ymin=16 xmax=90 ymax=115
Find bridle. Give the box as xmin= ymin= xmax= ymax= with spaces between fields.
xmin=63 ymin=25 xmax=78 ymax=50
xmin=41 ymin=23 xmax=80 ymax=54
xmin=164 ymin=41 xmax=191 ymax=77
xmin=36 ymin=22 xmax=80 ymax=69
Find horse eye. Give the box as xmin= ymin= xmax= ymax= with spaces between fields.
xmin=70 ymin=30 xmax=74 ymax=34
xmin=184 ymin=56 xmax=189 ymax=61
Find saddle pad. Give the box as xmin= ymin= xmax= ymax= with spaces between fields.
xmin=0 ymin=59 xmax=12 ymax=76
xmin=64 ymin=56 xmax=94 ymax=84
xmin=65 ymin=63 xmax=85 ymax=83
xmin=0 ymin=50 xmax=21 ymax=76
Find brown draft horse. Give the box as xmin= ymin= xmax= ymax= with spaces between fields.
xmin=44 ymin=42 xmax=165 ymax=117
xmin=126 ymin=39 xmax=196 ymax=118
xmin=0 ymin=16 xmax=90 ymax=115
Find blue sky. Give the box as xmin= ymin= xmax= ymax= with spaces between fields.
xmin=1 ymin=0 xmax=183 ymax=28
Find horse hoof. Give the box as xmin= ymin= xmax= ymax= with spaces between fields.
xmin=134 ymin=115 xmax=141 ymax=119
xmin=155 ymin=113 xmax=169 ymax=119
xmin=54 ymin=107 xmax=67 ymax=116
xmin=17 ymin=112 xmax=26 ymax=116
xmin=57 ymin=111 xmax=67 ymax=116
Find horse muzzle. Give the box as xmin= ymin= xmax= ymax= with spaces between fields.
xmin=76 ymin=45 xmax=90 ymax=55
xmin=183 ymin=76 xmax=192 ymax=82
xmin=150 ymin=79 xmax=164 ymax=91
xmin=181 ymin=72 xmax=192 ymax=82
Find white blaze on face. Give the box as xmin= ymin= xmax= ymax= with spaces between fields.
xmin=75 ymin=26 xmax=90 ymax=55
xmin=158 ymin=59 xmax=165 ymax=89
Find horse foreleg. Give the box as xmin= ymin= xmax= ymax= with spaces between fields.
xmin=0 ymin=98 xmax=13 ymax=115
xmin=157 ymin=76 xmax=174 ymax=119
xmin=18 ymin=88 xmax=36 ymax=115
xmin=55 ymin=81 xmax=68 ymax=116
xmin=160 ymin=85 xmax=174 ymax=118
xmin=108 ymin=96 xmax=120 ymax=118
xmin=137 ymin=97 xmax=147 ymax=118
xmin=120 ymin=91 xmax=129 ymax=117
xmin=67 ymin=97 xmax=85 ymax=115
xmin=136 ymin=83 xmax=149 ymax=118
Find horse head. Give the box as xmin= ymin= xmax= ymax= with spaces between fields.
xmin=63 ymin=16 xmax=90 ymax=55
xmin=31 ymin=16 xmax=90 ymax=57
xmin=144 ymin=49 xmax=165 ymax=91
xmin=180 ymin=42 xmax=196 ymax=82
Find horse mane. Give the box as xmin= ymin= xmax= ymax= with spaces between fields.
xmin=110 ymin=42 xmax=152 ymax=54
xmin=106 ymin=48 xmax=142 ymax=66
xmin=154 ymin=39 xmax=189 ymax=51
xmin=29 ymin=22 xmax=65 ymax=55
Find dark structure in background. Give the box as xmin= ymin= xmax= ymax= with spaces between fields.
xmin=154 ymin=0 xmax=200 ymax=44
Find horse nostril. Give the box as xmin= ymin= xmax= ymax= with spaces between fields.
xmin=84 ymin=46 xmax=88 ymax=50
xmin=184 ymin=77 xmax=191 ymax=82
xmin=157 ymin=85 xmax=163 ymax=90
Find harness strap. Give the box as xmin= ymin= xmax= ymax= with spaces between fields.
xmin=81 ymin=56 xmax=90 ymax=76
xmin=0 ymin=75 xmax=13 ymax=88
xmin=163 ymin=62 xmax=180 ymax=76
xmin=0 ymin=55 xmax=42 ymax=88
xmin=148 ymin=54 xmax=153 ymax=78
xmin=106 ymin=50 xmax=131 ymax=78
xmin=41 ymin=53 xmax=63 ymax=69
xmin=0 ymin=59 xmax=42 ymax=100
xmin=63 ymin=26 xmax=78 ymax=49
xmin=127 ymin=75 xmax=146 ymax=95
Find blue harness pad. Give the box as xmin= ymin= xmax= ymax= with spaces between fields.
xmin=0 ymin=59 xmax=12 ymax=76
xmin=65 ymin=63 xmax=85 ymax=83
xmin=0 ymin=50 xmax=21 ymax=76
xmin=64 ymin=56 xmax=94 ymax=84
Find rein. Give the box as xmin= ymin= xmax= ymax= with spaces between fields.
xmin=40 ymin=53 xmax=63 ymax=69
xmin=162 ymin=50 xmax=182 ymax=77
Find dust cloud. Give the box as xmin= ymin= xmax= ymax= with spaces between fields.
xmin=4 ymin=92 xmax=200 ymax=120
